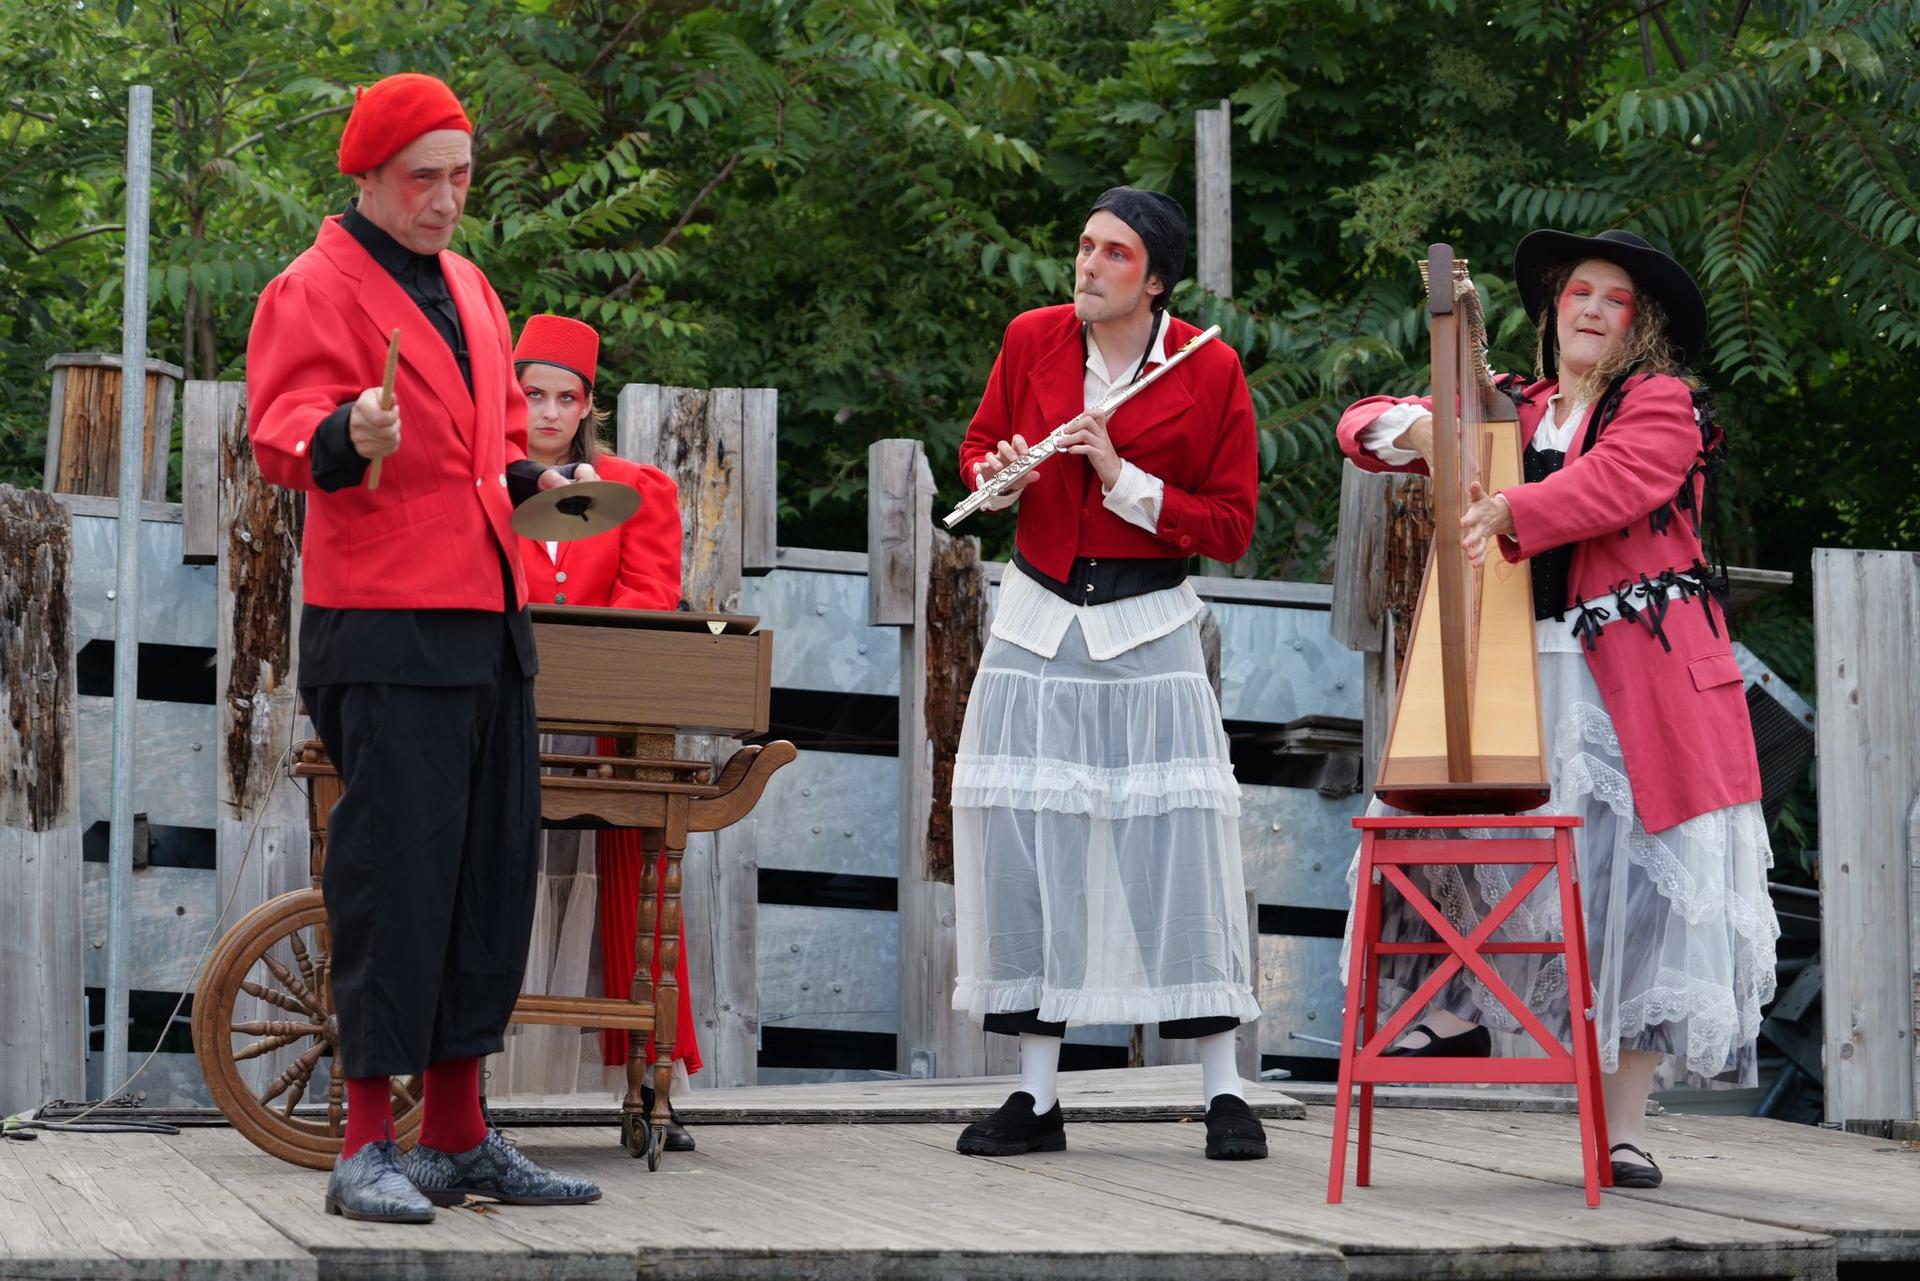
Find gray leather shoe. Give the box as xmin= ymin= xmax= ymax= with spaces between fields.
xmin=406 ymin=1130 xmax=601 ymax=1207
xmin=325 ymin=1140 xmax=434 ymax=1223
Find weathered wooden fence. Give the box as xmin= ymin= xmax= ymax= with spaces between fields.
xmin=1815 ymin=548 xmax=1920 ymax=1126
xmin=8 ymin=364 xmax=1380 ymax=1109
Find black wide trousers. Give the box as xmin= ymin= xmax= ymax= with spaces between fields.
xmin=302 ymin=663 xmax=539 ymax=1080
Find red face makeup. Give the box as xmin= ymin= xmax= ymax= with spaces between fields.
xmin=1558 ymin=277 xmax=1637 ymax=331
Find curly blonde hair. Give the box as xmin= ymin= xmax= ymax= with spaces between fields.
xmin=1533 ymin=261 xmax=1695 ymax=400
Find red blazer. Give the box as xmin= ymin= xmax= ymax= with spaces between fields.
xmin=958 ymin=305 xmax=1259 ymax=581
xmin=246 ymin=216 xmax=529 ymax=610
xmin=517 ymin=453 xmax=683 ymax=609
xmin=1337 ymin=373 xmax=1761 ymax=833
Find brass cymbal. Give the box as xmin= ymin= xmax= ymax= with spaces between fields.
xmin=509 ymin=479 xmax=641 ymax=542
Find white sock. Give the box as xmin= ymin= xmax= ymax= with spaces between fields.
xmin=1018 ymin=1033 xmax=1062 ymax=1114
xmin=1198 ymin=1029 xmax=1243 ymax=1106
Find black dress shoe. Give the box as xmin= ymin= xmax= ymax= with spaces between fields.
xmin=1610 ymin=1142 xmax=1663 ymax=1188
xmin=956 ymin=1091 xmax=1066 ymax=1156
xmin=1203 ymin=1094 xmax=1268 ymax=1160
xmin=641 ymin=1084 xmax=695 ymax=1152
xmin=1382 ymin=1022 xmax=1492 ymax=1057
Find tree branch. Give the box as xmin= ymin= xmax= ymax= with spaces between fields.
xmin=1652 ymin=9 xmax=1688 ymax=72
xmin=2 ymin=213 xmax=125 ymax=255
xmin=222 ymin=102 xmax=352 ymax=158
xmin=586 ymin=7 xmax=648 ymax=77
xmin=610 ymin=151 xmax=742 ymax=299
xmin=6 ymin=97 xmax=59 ymax=124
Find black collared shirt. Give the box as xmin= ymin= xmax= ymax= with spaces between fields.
xmin=298 ymin=202 xmax=540 ymax=687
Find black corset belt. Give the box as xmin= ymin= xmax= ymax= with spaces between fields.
xmin=1011 ymin=549 xmax=1188 ymax=607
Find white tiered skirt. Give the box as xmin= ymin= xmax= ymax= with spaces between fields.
xmin=951 ymin=616 xmax=1262 ymax=1028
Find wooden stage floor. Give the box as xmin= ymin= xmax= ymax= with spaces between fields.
xmin=4 ymin=1068 xmax=1915 ymax=1280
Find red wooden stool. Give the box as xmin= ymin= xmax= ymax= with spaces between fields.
xmin=1327 ymin=813 xmax=1612 ymax=1206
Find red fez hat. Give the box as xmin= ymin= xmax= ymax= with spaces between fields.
xmin=337 ymin=73 xmax=472 ymax=175
xmin=513 ymin=314 xmax=600 ymax=391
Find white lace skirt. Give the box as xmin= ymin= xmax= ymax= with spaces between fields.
xmin=1345 ymin=651 xmax=1780 ymax=1085
xmin=950 ymin=617 xmax=1262 ymax=1028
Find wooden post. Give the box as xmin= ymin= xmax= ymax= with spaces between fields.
xmin=41 ymin=354 xmax=183 ymax=503
xmin=179 ymin=381 xmax=222 ymax=564
xmin=0 ymin=487 xmax=83 ymax=1117
xmin=868 ymin=439 xmax=1007 ymax=1079
xmin=1194 ymin=100 xmax=1233 ymax=299
xmin=741 ymin=389 xmax=778 ymax=574
xmin=209 ymin=382 xmax=310 ymax=1092
xmin=617 ymin=382 xmax=758 ymax=1087
xmin=618 ymin=384 xmax=762 ymax=612
xmin=1815 ymin=548 xmax=1920 ymax=1125
xmin=680 ymin=818 xmax=759 ymax=1088
xmin=1330 ymin=461 xmax=1433 ymax=790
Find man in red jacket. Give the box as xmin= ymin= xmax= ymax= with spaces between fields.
xmin=950 ymin=188 xmax=1267 ymax=1162
xmin=247 ymin=73 xmax=599 ymax=1222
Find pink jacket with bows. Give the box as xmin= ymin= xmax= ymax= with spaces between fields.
xmin=1337 ymin=372 xmax=1760 ymax=833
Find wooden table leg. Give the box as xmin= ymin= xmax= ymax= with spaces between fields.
xmin=651 ymin=796 xmax=688 ymax=1147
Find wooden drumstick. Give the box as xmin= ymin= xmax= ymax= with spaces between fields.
xmin=367 ymin=328 xmax=400 ymax=491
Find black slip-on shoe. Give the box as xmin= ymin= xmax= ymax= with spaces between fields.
xmin=1203 ymin=1094 xmax=1269 ymax=1160
xmin=1610 ymin=1142 xmax=1663 ymax=1188
xmin=956 ymin=1091 xmax=1066 ymax=1156
xmin=324 ymin=1140 xmax=434 ymax=1223
xmin=1382 ymin=1022 xmax=1492 ymax=1058
xmin=641 ymin=1085 xmax=695 ymax=1152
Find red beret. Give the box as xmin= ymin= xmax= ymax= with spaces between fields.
xmin=513 ymin=315 xmax=600 ymax=390
xmin=337 ymin=73 xmax=472 ymax=175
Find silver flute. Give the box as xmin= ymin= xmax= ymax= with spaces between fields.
xmin=943 ymin=324 xmax=1223 ymax=529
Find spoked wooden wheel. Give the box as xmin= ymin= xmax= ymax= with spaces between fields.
xmin=193 ymin=889 xmax=424 ymax=1170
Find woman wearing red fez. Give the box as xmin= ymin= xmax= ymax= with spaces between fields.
xmin=509 ymin=313 xmax=700 ymax=1152
xmin=1334 ymin=229 xmax=1779 ymax=1190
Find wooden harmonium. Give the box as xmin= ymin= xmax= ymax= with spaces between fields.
xmin=528 ymin=603 xmax=773 ymax=738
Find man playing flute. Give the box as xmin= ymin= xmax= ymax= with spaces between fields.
xmin=950 ymin=187 xmax=1268 ymax=1161
xmin=246 ymin=72 xmax=601 ymax=1222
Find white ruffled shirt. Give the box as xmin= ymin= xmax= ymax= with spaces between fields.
xmin=987 ymin=315 xmax=1205 ymax=660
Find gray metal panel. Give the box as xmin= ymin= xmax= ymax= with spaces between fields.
xmin=1257 ymin=933 xmax=1347 ymax=1061
xmin=84 ymin=1050 xmax=210 ymax=1108
xmin=754 ymin=750 xmax=899 ymax=877
xmin=68 ymin=514 xmax=218 ymax=648
xmin=740 ymin=569 xmax=900 ymax=695
xmin=758 ymin=903 xmax=897 ymax=1035
xmin=1240 ymin=783 xmax=1365 ymax=911
xmin=77 ymin=696 xmax=218 ymax=831
xmin=1213 ymin=602 xmax=1362 ymax=724
xmin=1733 ymin=640 xmax=1816 ymax=730
xmin=81 ymin=863 xmax=217 ymax=993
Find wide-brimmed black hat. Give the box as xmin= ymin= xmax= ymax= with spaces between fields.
xmin=1513 ymin=228 xmax=1708 ymax=371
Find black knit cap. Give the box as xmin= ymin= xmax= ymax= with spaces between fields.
xmin=1088 ymin=186 xmax=1188 ymax=312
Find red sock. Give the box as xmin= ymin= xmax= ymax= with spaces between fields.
xmin=418 ymin=1056 xmax=488 ymax=1154
xmin=341 ymin=1076 xmax=393 ymax=1161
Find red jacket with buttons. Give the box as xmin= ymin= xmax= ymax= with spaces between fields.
xmin=517 ymin=453 xmax=683 ymax=609
xmin=1336 ymin=372 xmax=1760 ymax=833
xmin=958 ymin=304 xmax=1259 ymax=580
xmin=246 ymin=216 xmax=530 ymax=610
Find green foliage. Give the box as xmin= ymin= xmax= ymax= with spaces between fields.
xmin=6 ymin=1 xmax=1920 ymax=874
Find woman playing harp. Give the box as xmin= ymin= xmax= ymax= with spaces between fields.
xmin=1335 ymin=229 xmax=1779 ymax=1190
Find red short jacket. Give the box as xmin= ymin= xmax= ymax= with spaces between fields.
xmin=516 ymin=453 xmax=682 ymax=610
xmin=246 ymin=216 xmax=530 ymax=610
xmin=958 ymin=305 xmax=1259 ymax=580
